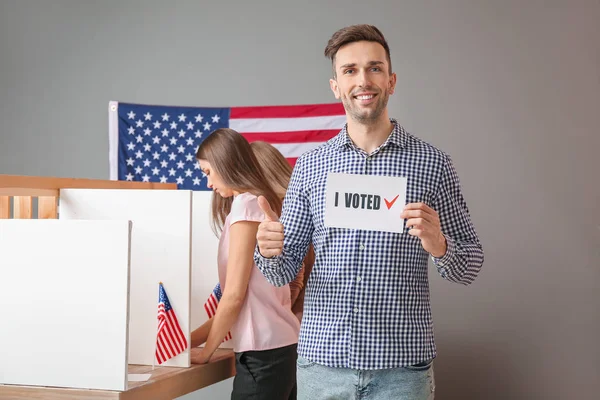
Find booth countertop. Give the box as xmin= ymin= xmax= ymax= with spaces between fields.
xmin=0 ymin=349 xmax=235 ymax=400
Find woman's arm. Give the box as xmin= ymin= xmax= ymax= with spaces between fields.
xmin=197 ymin=220 xmax=258 ymax=362
xmin=190 ymin=318 xmax=213 ymax=348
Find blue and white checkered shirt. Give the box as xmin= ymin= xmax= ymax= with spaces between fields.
xmin=255 ymin=119 xmax=484 ymax=370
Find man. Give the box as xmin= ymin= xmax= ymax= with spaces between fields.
xmin=254 ymin=24 xmax=484 ymax=400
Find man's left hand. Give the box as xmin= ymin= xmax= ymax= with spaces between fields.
xmin=401 ymin=203 xmax=447 ymax=258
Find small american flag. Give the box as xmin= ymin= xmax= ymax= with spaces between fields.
xmin=156 ymin=282 xmax=188 ymax=364
xmin=108 ymin=100 xmax=346 ymax=189
xmin=204 ymin=283 xmax=232 ymax=341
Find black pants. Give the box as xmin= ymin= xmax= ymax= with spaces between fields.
xmin=231 ymin=343 xmax=297 ymax=400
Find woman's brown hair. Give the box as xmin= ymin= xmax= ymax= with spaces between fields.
xmin=195 ymin=129 xmax=282 ymax=236
xmin=250 ymin=141 xmax=292 ymax=198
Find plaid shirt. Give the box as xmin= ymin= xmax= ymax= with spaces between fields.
xmin=255 ymin=119 xmax=484 ymax=370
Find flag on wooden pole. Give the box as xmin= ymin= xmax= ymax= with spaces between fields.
xmin=155 ymin=282 xmax=187 ymax=364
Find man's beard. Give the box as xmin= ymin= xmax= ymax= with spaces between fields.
xmin=342 ymin=90 xmax=389 ymax=124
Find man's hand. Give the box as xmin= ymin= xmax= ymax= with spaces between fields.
xmin=190 ymin=347 xmax=211 ymax=365
xmin=256 ymin=196 xmax=284 ymax=258
xmin=401 ymin=202 xmax=447 ymax=258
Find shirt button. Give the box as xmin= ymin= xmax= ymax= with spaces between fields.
xmin=353 ymin=307 xmax=359 ymax=313
xmin=359 ymin=244 xmax=365 ymax=250
xmin=356 ymin=276 xmax=362 ymax=282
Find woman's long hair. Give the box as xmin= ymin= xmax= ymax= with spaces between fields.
xmin=195 ymin=128 xmax=282 ymax=237
xmin=250 ymin=141 xmax=293 ymax=198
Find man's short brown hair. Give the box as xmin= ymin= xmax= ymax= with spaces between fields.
xmin=324 ymin=24 xmax=392 ymax=78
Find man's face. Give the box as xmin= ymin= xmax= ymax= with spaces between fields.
xmin=329 ymin=41 xmax=396 ymax=125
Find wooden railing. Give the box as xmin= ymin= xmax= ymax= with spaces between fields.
xmin=0 ymin=174 xmax=177 ymax=219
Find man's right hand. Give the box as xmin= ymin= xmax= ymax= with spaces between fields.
xmin=257 ymin=196 xmax=284 ymax=258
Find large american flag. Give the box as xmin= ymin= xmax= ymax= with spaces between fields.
xmin=204 ymin=283 xmax=232 ymax=342
xmin=156 ymin=282 xmax=187 ymax=365
xmin=108 ymin=100 xmax=346 ymax=190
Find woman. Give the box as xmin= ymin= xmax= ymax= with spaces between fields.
xmin=199 ymin=141 xmax=313 ymax=333
xmin=189 ymin=129 xmax=300 ymax=400
xmin=249 ymin=141 xmax=315 ymax=322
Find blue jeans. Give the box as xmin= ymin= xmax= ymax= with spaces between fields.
xmin=296 ymin=356 xmax=435 ymax=400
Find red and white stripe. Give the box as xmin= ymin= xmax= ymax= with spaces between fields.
xmin=203 ymin=293 xmax=233 ymax=342
xmin=203 ymin=292 xmax=219 ymax=318
xmin=155 ymin=304 xmax=188 ymax=364
xmin=229 ymin=102 xmax=346 ymax=166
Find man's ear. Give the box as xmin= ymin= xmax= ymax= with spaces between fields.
xmin=388 ymin=72 xmax=397 ymax=95
xmin=329 ymin=78 xmax=341 ymax=99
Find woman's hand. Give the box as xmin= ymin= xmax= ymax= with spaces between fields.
xmin=190 ymin=347 xmax=211 ymax=364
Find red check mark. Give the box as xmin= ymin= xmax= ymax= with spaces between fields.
xmin=384 ymin=194 xmax=400 ymax=210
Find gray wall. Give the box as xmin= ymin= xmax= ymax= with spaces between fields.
xmin=1 ymin=0 xmax=598 ymax=399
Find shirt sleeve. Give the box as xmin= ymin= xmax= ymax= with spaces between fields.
xmin=288 ymin=262 xmax=305 ymax=305
xmin=230 ymin=193 xmax=264 ymax=225
xmin=430 ymin=154 xmax=484 ymax=285
xmin=254 ymin=155 xmax=314 ymax=287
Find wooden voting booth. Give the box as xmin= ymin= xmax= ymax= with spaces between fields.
xmin=0 ymin=174 xmax=235 ymax=400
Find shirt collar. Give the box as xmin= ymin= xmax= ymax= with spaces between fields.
xmin=331 ymin=118 xmax=408 ymax=151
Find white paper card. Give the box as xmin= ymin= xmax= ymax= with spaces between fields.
xmin=324 ymin=172 xmax=408 ymax=233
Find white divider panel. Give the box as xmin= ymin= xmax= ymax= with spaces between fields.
xmin=191 ymin=191 xmax=233 ymax=349
xmin=59 ymin=189 xmax=192 ymax=367
xmin=0 ymin=220 xmax=131 ymax=391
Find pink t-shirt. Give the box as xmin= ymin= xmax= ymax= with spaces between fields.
xmin=218 ymin=192 xmax=300 ymax=353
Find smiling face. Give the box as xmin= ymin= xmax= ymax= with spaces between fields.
xmin=198 ymin=159 xmax=236 ymax=198
xmin=329 ymin=40 xmax=397 ymax=125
